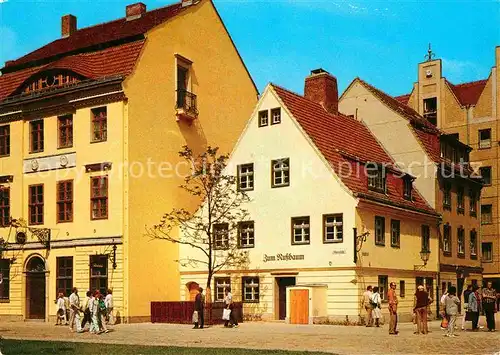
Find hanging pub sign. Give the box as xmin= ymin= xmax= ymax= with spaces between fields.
xmin=263 ymin=253 xmax=305 ymax=263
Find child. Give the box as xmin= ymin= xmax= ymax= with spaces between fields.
xmin=445 ymin=286 xmax=460 ymax=337
xmin=56 ymin=292 xmax=67 ymax=325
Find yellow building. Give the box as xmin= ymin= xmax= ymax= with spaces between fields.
xmin=180 ymin=70 xmax=440 ymax=324
xmin=0 ymin=0 xmax=257 ymax=322
xmin=394 ymin=46 xmax=499 ymax=289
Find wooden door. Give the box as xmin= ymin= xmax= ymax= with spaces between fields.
xmin=277 ymin=277 xmax=295 ymax=320
xmin=290 ymin=289 xmax=309 ymax=324
xmin=26 ymin=273 xmax=45 ymax=319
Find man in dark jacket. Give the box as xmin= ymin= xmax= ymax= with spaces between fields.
xmin=194 ymin=287 xmax=205 ymax=329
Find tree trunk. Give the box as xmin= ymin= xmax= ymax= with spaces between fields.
xmin=205 ymin=287 xmax=212 ymax=303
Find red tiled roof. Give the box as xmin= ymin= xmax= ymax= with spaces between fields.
xmin=4 ymin=2 xmax=185 ymax=69
xmin=394 ymin=93 xmax=410 ymax=105
xmin=271 ymin=83 xmax=437 ymax=216
xmin=0 ymin=40 xmax=144 ymax=102
xmin=446 ymin=79 xmax=488 ymax=107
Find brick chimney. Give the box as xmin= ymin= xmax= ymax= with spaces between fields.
xmin=61 ymin=15 xmax=77 ymax=38
xmin=304 ymin=68 xmax=338 ymax=115
xmin=126 ymin=2 xmax=147 ymax=20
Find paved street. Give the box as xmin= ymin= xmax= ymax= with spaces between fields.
xmin=1 ymin=317 xmax=499 ymax=355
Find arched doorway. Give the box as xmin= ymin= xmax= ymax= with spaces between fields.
xmin=186 ymin=282 xmax=200 ymax=301
xmin=25 ymin=256 xmax=46 ymax=320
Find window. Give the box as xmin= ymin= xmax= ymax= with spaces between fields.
xmin=469 ymin=190 xmax=478 ymax=216
xmin=30 ymin=120 xmax=44 ymax=153
xmin=28 ymin=184 xmax=44 ymax=225
xmin=91 ymin=107 xmax=107 ymax=142
xmin=242 ymin=276 xmax=259 ymax=303
xmin=479 ymin=129 xmax=491 ymax=149
xmin=443 ymin=224 xmax=451 ymax=255
xmin=323 ymin=214 xmax=343 ymax=243
xmin=416 ymin=276 xmax=424 ymax=290
xmin=443 ymin=182 xmax=451 ymax=210
xmin=457 ymin=186 xmax=464 ymax=214
xmin=425 ymin=278 xmax=434 ymax=299
xmin=237 ymin=164 xmax=254 ymax=191
xmin=0 ymin=259 xmax=10 ymax=300
xmin=480 ymin=167 xmax=492 ymax=185
xmin=89 ymin=255 xmax=108 ymax=295
xmin=367 ymin=164 xmax=386 ymax=192
xmin=291 ymin=217 xmax=310 ymax=245
xmin=272 ymin=158 xmax=290 ymax=188
xmin=57 ymin=180 xmax=73 ymax=223
xmin=481 ymin=204 xmax=492 ymax=225
xmin=421 ymin=225 xmax=430 ymax=252
xmin=213 ymin=223 xmax=229 ymax=250
xmin=423 ymin=97 xmax=437 ymax=125
xmin=271 ymin=108 xmax=281 ymax=125
xmin=470 ymin=230 xmax=477 ymax=258
xmin=482 ymin=243 xmax=493 ymax=262
xmin=403 ymin=177 xmax=412 ymax=200
xmin=214 ymin=277 xmax=230 ymax=302
xmin=58 ymin=115 xmax=73 ymax=148
xmin=399 ymin=281 xmax=405 ymax=298
xmin=0 ymin=187 xmax=9 ymax=227
xmin=56 ymin=257 xmax=73 ymax=297
xmin=390 ymin=219 xmax=400 ymax=248
xmin=0 ymin=125 xmax=10 ymax=157
xmin=258 ymin=110 xmax=269 ymax=127
xmin=375 ymin=216 xmax=385 ymax=246
xmin=457 ymin=227 xmax=465 ymax=256
xmin=238 ymin=221 xmax=255 ymax=248
xmin=378 ymin=275 xmax=388 ymax=301
xmin=91 ymin=176 xmax=108 ymax=220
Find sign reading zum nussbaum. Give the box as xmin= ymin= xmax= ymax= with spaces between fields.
xmin=263 ymin=253 xmax=305 ymax=263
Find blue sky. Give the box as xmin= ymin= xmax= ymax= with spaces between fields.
xmin=0 ymin=0 xmax=499 ymax=96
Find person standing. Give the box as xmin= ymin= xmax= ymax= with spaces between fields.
xmin=413 ymin=285 xmax=431 ymax=335
xmin=388 ymin=282 xmax=398 ymax=335
xmin=81 ymin=291 xmax=92 ymax=330
xmin=482 ymin=281 xmax=497 ymax=332
xmin=105 ymin=289 xmax=114 ymax=325
xmin=224 ymin=287 xmax=238 ymax=328
xmin=461 ymin=285 xmax=472 ymax=331
xmin=68 ymin=287 xmax=83 ymax=333
xmin=56 ymin=292 xmax=67 ymax=326
xmin=440 ymin=288 xmax=450 ymax=330
xmin=89 ymin=290 xmax=100 ymax=334
xmin=445 ymin=286 xmax=460 ymax=337
xmin=468 ymin=285 xmax=480 ymax=331
xmin=361 ymin=286 xmax=374 ymax=327
xmin=98 ymin=293 xmax=109 ymax=333
xmin=193 ymin=287 xmax=205 ymax=329
xmin=370 ymin=287 xmax=382 ymax=327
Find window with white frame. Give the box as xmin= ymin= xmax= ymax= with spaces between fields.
xmin=443 ymin=224 xmax=451 ymax=254
xmin=367 ymin=163 xmax=386 ymax=192
xmin=323 ymin=214 xmax=343 ymax=243
xmin=272 ymin=158 xmax=290 ymax=188
xmin=479 ymin=129 xmax=491 ymax=149
xmin=237 ymin=163 xmax=254 ymax=191
xmin=242 ymin=276 xmax=259 ymax=303
xmin=258 ymin=110 xmax=269 ymax=127
xmin=271 ymin=108 xmax=281 ymax=125
xmin=214 ymin=277 xmax=230 ymax=302
xmin=470 ymin=230 xmax=477 ymax=258
xmin=213 ymin=223 xmax=229 ymax=250
xmin=238 ymin=221 xmax=255 ymax=248
xmin=457 ymin=227 xmax=465 ymax=256
xmin=292 ymin=216 xmax=310 ymax=245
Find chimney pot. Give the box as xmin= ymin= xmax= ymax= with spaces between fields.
xmin=304 ymin=68 xmax=339 ymax=115
xmin=61 ymin=14 xmax=77 ymax=38
xmin=126 ymin=2 xmax=147 ymax=20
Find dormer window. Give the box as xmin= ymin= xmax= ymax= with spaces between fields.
xmin=21 ymin=70 xmax=81 ymax=94
xmin=367 ymin=163 xmax=386 ymax=193
xmin=403 ymin=176 xmax=413 ymax=201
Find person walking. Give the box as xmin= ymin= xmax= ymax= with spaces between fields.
xmin=193 ymin=287 xmax=205 ymax=329
xmin=445 ymin=286 xmax=460 ymax=337
xmin=68 ymin=287 xmax=83 ymax=333
xmin=468 ymin=285 xmax=480 ymax=331
xmin=440 ymin=288 xmax=449 ymax=330
xmin=482 ymin=281 xmax=497 ymax=332
xmin=361 ymin=286 xmax=374 ymax=327
xmin=105 ymin=289 xmax=114 ymax=325
xmin=388 ymin=282 xmax=398 ymax=335
xmin=224 ymin=287 xmax=238 ymax=328
xmin=56 ymin=292 xmax=67 ymax=326
xmin=461 ymin=285 xmax=472 ymax=331
xmin=89 ymin=290 xmax=100 ymax=334
xmin=98 ymin=293 xmax=109 ymax=333
xmin=413 ymin=285 xmax=431 ymax=335
xmin=81 ymin=291 xmax=92 ymax=330
xmin=370 ymin=286 xmax=382 ymax=327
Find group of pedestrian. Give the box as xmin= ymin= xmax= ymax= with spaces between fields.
xmin=361 ymin=282 xmax=398 ymax=333
xmin=56 ymin=287 xmax=114 ymax=334
xmin=459 ymin=281 xmax=497 ymax=332
xmin=192 ymin=287 xmax=239 ymax=329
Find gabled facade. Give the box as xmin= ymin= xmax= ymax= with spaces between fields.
xmin=340 ymin=78 xmax=483 ymax=298
xmin=0 ymin=0 xmax=258 ymax=322
xmin=393 ymin=47 xmax=500 ymax=290
xmin=180 ymin=70 xmax=440 ymax=324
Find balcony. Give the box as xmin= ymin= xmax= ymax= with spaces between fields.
xmin=176 ymin=89 xmax=198 ymax=122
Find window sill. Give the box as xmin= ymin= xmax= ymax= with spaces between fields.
xmin=457 ymin=253 xmax=465 ymax=259
xmin=482 ymin=260 xmax=493 ymax=263
xmin=57 ymin=220 xmax=73 ymax=224
xmin=368 ymin=187 xmax=386 ymax=194
xmin=57 ymin=145 xmax=74 ymax=150
xmin=443 ymin=251 xmax=452 ymax=257
xmin=91 ymin=217 xmax=108 ymax=221
xmin=271 ymin=183 xmax=290 ymax=189
xmin=323 ymin=240 xmax=343 ymax=244
xmin=238 ymin=245 xmax=255 ymax=249
xmin=292 ymin=242 xmax=310 ymax=246
xmin=0 ymin=154 xmax=10 ymax=158
xmin=90 ymin=140 xmax=107 ymax=144
xmin=470 ymin=255 xmax=478 ymax=260
xmin=391 ymin=244 xmax=400 ymax=249
xmin=481 ymin=222 xmax=493 ymax=225
xmin=478 ymin=146 xmax=492 ymax=150
xmin=242 ymin=300 xmax=260 ymax=304
xmin=0 ymin=299 xmax=10 ymax=303
xmin=375 ymin=242 xmax=386 ymax=247
xmin=238 ymin=187 xmax=254 ymax=192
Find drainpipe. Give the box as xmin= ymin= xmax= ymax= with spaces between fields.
xmin=436 ymin=218 xmax=442 ymax=318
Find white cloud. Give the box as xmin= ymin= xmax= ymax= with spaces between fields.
xmin=0 ymin=0 xmax=8 ymax=4
xmin=441 ymin=57 xmax=487 ymax=83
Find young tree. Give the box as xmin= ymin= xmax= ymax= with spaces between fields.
xmin=147 ymin=145 xmax=250 ymax=301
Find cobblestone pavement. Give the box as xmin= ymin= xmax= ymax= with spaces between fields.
xmin=0 ymin=317 xmax=499 ymax=355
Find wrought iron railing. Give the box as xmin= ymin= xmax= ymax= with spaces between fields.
xmin=176 ymin=89 xmax=198 ymax=116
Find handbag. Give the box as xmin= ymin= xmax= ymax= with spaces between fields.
xmin=440 ymin=316 xmax=449 ymax=328
xmin=192 ymin=310 xmax=199 ymax=323
xmin=222 ymin=308 xmax=231 ymax=321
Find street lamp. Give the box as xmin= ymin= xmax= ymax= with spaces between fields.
xmin=420 ymin=249 xmax=431 ymax=266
